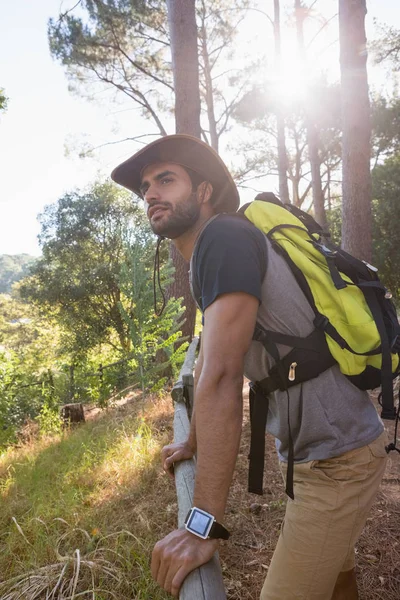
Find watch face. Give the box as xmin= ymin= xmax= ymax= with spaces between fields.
xmin=186 ymin=508 xmax=213 ymax=539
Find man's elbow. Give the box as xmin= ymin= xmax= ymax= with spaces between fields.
xmin=199 ymin=360 xmax=244 ymax=396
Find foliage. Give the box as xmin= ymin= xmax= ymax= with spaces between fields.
xmin=0 ymin=398 xmax=174 ymax=599
xmin=372 ymin=24 xmax=400 ymax=69
xmin=371 ymin=94 xmax=400 ymax=165
xmin=2 ymin=183 xmax=184 ymax=443
xmin=48 ymin=0 xmax=171 ymax=136
xmin=118 ymin=236 xmax=186 ymax=393
xmin=371 ymin=154 xmax=400 ymax=300
xmin=0 ymin=87 xmax=8 ymax=113
xmin=0 ymin=296 xmax=66 ymax=445
xmin=48 ymin=0 xmax=258 ymax=150
xmin=233 ymin=79 xmax=342 ymax=207
xmin=20 ymin=182 xmax=142 ymax=356
xmin=325 ymin=203 xmax=342 ymax=246
xmin=36 ymin=401 xmax=63 ymax=436
xmin=196 ymin=0 xmax=256 ymax=150
xmin=0 ymin=254 xmax=37 ymax=293
xmin=0 ymin=351 xmax=44 ymax=447
xmin=0 ymin=294 xmax=60 ymax=366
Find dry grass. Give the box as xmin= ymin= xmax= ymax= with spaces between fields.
xmin=0 ymin=388 xmax=399 ymax=599
xmin=0 ymin=393 xmax=176 ymax=599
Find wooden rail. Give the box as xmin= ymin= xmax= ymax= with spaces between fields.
xmin=171 ymin=337 xmax=227 ymax=600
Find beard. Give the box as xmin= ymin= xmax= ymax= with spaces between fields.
xmin=149 ymin=192 xmax=201 ymax=239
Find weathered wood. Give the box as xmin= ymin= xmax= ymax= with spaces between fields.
xmin=181 ymin=336 xmax=200 ymax=380
xmin=171 ymin=337 xmax=199 ymax=413
xmin=172 ymin=337 xmax=226 ymax=599
xmin=182 ymin=373 xmax=194 ymax=419
xmin=61 ymin=403 xmax=85 ymax=424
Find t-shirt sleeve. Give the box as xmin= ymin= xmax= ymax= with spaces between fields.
xmin=193 ymin=216 xmax=267 ymax=312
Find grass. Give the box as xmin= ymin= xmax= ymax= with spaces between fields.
xmin=1 ymin=388 xmax=399 ymax=599
xmin=0 ymin=394 xmax=177 ymax=599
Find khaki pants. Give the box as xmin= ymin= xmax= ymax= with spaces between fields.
xmin=260 ymin=431 xmax=388 ymax=600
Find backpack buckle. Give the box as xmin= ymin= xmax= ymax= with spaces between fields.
xmin=313 ymin=241 xmax=337 ymax=258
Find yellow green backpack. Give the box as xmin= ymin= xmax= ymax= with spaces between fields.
xmin=240 ymin=193 xmax=400 ymax=497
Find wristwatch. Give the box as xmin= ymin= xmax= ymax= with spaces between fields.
xmin=184 ymin=507 xmax=230 ymax=540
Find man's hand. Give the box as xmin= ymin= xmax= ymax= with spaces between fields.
xmin=151 ymin=529 xmax=218 ymax=597
xmin=161 ymin=441 xmax=195 ymax=479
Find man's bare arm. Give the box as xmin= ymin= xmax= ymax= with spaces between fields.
xmin=193 ymin=291 xmax=259 ymax=521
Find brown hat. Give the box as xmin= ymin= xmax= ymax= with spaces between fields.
xmin=110 ymin=134 xmax=240 ymax=213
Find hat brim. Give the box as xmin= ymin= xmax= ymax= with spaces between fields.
xmin=110 ymin=134 xmax=239 ymax=213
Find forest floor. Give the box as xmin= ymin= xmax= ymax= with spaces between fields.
xmin=218 ymin=384 xmax=400 ymax=600
xmin=0 ymin=384 xmax=399 ymax=599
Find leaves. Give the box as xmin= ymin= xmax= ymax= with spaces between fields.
xmin=21 ymin=182 xmax=143 ymax=356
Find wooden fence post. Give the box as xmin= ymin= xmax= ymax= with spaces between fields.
xmin=172 ymin=337 xmax=227 ymax=600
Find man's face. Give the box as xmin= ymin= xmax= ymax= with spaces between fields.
xmin=140 ymin=162 xmax=201 ymax=239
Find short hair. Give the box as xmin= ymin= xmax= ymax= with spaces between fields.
xmin=184 ymin=166 xmax=218 ymax=207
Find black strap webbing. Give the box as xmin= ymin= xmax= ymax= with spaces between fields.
xmin=250 ymin=326 xmax=295 ymax=499
xmin=248 ymin=383 xmax=269 ymax=495
xmin=362 ymin=287 xmax=396 ymax=420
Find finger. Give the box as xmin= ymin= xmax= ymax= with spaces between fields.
xmin=171 ymin=565 xmax=190 ymax=598
xmin=161 ymin=445 xmax=173 ymax=463
xmin=155 ymin=550 xmax=171 ymax=591
xmin=163 ymin=559 xmax=179 ymax=596
xmin=150 ymin=543 xmax=160 ymax=581
xmin=163 ymin=455 xmax=176 ymax=472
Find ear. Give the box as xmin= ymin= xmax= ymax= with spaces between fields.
xmin=197 ymin=181 xmax=213 ymax=204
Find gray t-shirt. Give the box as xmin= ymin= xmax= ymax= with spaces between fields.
xmin=191 ymin=214 xmax=383 ymax=463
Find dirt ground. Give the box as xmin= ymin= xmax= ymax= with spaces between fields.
xmin=81 ymin=383 xmax=399 ymax=599
xmin=218 ymin=384 xmax=400 ymax=600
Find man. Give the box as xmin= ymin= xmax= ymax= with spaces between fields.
xmin=111 ymin=135 xmax=387 ymax=599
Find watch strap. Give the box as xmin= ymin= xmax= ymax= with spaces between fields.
xmin=209 ymin=519 xmax=230 ymax=540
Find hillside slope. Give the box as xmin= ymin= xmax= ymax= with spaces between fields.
xmin=0 ymin=389 xmax=398 ymax=599
xmin=0 ymin=254 xmax=37 ymax=293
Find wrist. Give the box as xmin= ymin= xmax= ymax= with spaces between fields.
xmin=184 ymin=506 xmax=230 ymax=540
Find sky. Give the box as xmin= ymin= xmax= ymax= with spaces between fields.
xmin=1 ymin=0 xmax=400 ymax=256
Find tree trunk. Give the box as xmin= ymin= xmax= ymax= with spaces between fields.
xmin=295 ymin=0 xmax=327 ymax=228
xmin=199 ymin=6 xmax=219 ymax=152
xmin=274 ymin=0 xmax=290 ymax=204
xmin=167 ymin=0 xmax=202 ymax=138
xmin=339 ymin=0 xmax=372 ymax=261
xmin=61 ymin=403 xmax=85 ymax=425
xmin=166 ymin=0 xmax=202 ymax=340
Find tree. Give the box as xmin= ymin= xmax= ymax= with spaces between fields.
xmin=48 ymin=1 xmax=256 ymax=152
xmin=0 ymin=295 xmax=64 ymax=447
xmin=165 ymin=0 xmax=201 ymax=341
xmin=49 ymin=0 xmax=256 ymax=341
xmin=371 ymin=95 xmax=400 ymax=166
xmin=339 ymin=0 xmax=372 ymax=261
xmin=20 ymin=182 xmax=144 ymax=356
xmin=0 ymin=254 xmax=37 ymax=294
xmin=372 ymin=24 xmax=400 ymax=67
xmin=233 ymin=79 xmax=342 ymax=210
xmin=0 ymin=88 xmax=8 ymax=113
xmin=371 ymin=155 xmax=400 ymax=300
xmin=196 ymin=0 xmax=254 ymax=153
xmin=166 ymin=0 xmax=201 ymax=138
xmin=294 ymin=0 xmax=326 ymax=227
xmin=48 ymin=1 xmax=172 ymax=137
xmin=273 ymin=0 xmax=290 ymax=203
